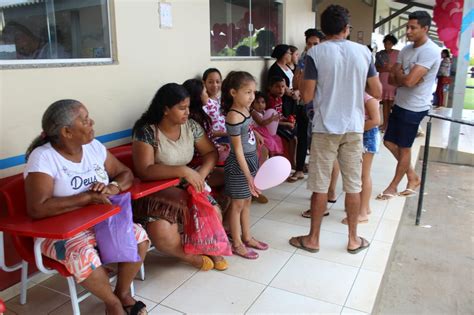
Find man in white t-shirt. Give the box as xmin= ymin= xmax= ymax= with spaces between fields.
xmin=378 ymin=11 xmax=441 ymax=200
xmin=289 ymin=4 xmax=381 ymax=254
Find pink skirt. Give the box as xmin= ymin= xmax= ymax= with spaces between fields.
xmin=255 ymin=126 xmax=283 ymax=155
xmin=379 ymin=72 xmax=397 ymax=101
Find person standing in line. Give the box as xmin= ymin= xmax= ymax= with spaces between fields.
xmin=434 ymin=49 xmax=452 ymax=107
xmin=377 ymin=11 xmax=441 ymax=200
xmin=375 ymin=34 xmax=400 ymax=132
xmin=289 ymin=4 xmax=381 ymax=254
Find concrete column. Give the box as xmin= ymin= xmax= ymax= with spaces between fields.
xmin=447 ymin=0 xmax=474 ymax=151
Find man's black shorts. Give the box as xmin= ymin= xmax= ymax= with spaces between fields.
xmin=384 ymin=105 xmax=428 ymax=148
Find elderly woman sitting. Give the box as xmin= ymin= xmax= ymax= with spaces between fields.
xmin=24 ymin=100 xmax=149 ymax=315
xmin=132 ymin=83 xmax=228 ymax=271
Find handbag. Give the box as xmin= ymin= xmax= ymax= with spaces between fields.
xmin=94 ymin=192 xmax=141 ymax=264
xmin=182 ymin=185 xmax=232 ymax=256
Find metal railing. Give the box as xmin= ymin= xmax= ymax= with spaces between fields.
xmin=415 ymin=112 xmax=474 ymax=225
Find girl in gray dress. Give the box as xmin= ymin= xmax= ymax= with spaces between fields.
xmin=222 ymin=71 xmax=269 ymax=259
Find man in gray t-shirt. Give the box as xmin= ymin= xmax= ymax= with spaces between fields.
xmin=379 ymin=11 xmax=441 ymax=200
xmin=289 ymin=4 xmax=381 ymax=255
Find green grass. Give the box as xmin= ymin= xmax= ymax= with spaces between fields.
xmin=465 ymin=77 xmax=474 ymax=110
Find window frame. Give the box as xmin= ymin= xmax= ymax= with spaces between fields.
xmin=0 ymin=0 xmax=115 ymax=68
xmin=209 ymin=0 xmax=284 ymax=60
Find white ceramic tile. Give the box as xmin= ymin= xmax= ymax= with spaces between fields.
xmin=345 ymin=269 xmax=384 ymax=313
xmin=5 ymin=285 xmax=69 ymax=315
xmin=317 ymin=209 xmax=379 ymax=242
xmin=295 ymin=229 xmax=366 ymax=268
xmin=362 ymin=240 xmax=393 ymax=273
xmin=373 ymin=218 xmax=400 ymax=243
xmin=283 ymin=186 xmax=313 ymax=206
xmin=37 ymin=274 xmax=86 ymax=296
xmin=263 ymin=200 xmax=312 ymax=227
xmin=250 ymin=219 xmax=309 ymax=253
xmin=247 ymin=287 xmax=342 ymax=314
xmin=149 ymin=304 xmax=183 ymax=314
xmin=133 ymin=255 xmax=197 ymax=303
xmin=250 ymin=198 xmax=280 ymax=217
xmin=223 ymin=248 xmax=292 ymax=285
xmin=383 ymin=196 xmax=408 ymax=221
xmin=161 ymin=271 xmax=265 ymax=314
xmin=249 ymin=214 xmax=261 ymax=227
xmin=49 ymin=294 xmax=157 ymax=315
xmin=270 ymin=254 xmax=358 ymax=305
xmin=341 ymin=307 xmax=369 ymax=315
xmin=264 ymin=182 xmax=298 ymax=201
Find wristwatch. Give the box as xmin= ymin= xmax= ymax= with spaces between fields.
xmin=109 ymin=180 xmax=121 ymax=192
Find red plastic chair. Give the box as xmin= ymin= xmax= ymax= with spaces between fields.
xmin=108 ymin=144 xmax=134 ymax=171
xmin=0 ymin=175 xmax=132 ymax=315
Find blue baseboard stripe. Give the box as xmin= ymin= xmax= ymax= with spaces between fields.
xmin=0 ymin=129 xmax=132 ymax=170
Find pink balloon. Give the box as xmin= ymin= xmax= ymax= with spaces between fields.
xmin=254 ymin=156 xmax=291 ymax=190
xmin=263 ymin=108 xmax=279 ymax=135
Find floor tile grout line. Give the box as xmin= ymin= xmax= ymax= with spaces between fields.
xmin=266 ymin=283 xmax=346 ymax=310
xmin=243 ymin=247 xmax=297 ymax=314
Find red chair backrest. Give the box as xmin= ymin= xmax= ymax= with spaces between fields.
xmin=109 ymin=144 xmax=134 ymax=172
xmin=0 ymin=175 xmax=70 ymax=276
xmin=0 ymin=175 xmax=35 ymax=263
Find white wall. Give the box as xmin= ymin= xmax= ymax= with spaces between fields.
xmin=0 ymin=0 xmax=315 ymax=177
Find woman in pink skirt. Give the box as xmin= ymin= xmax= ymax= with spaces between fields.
xmin=375 ymin=34 xmax=399 ymax=132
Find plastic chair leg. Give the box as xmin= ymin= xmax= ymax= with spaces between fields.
xmin=19 ymin=260 xmax=28 ymax=305
xmin=67 ymin=276 xmax=80 ymax=315
xmin=139 ymin=263 xmax=145 ymax=281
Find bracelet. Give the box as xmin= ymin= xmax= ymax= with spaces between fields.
xmin=109 ymin=180 xmax=121 ymax=192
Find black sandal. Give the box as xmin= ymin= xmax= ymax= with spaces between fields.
xmin=124 ymin=301 xmax=147 ymax=315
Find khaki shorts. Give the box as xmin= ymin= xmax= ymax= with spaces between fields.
xmin=307 ymin=133 xmax=363 ymax=194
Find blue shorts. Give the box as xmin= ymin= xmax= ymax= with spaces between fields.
xmin=363 ymin=127 xmax=380 ymax=153
xmin=384 ymin=105 xmax=428 ymax=148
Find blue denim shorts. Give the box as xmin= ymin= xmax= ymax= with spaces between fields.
xmin=363 ymin=127 xmax=380 ymax=154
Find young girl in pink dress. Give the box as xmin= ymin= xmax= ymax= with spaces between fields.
xmin=251 ymin=91 xmax=283 ymax=157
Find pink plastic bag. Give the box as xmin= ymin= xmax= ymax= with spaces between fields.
xmin=94 ymin=192 xmax=141 ymax=264
xmin=183 ymin=186 xmax=232 ymax=256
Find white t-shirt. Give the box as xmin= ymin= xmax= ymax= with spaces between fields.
xmin=24 ymin=139 xmax=109 ymax=197
xmin=305 ymin=39 xmax=377 ymax=134
xmin=281 ymin=66 xmax=294 ymax=89
xmin=394 ymin=39 xmax=441 ymax=112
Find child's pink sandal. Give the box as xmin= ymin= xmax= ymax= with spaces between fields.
xmin=232 ymin=244 xmax=259 ymax=259
xmin=243 ymin=238 xmax=269 ymax=250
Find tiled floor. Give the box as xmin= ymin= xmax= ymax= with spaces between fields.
xmin=2 ymin=111 xmax=473 ymax=314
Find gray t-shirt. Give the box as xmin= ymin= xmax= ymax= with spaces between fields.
xmin=226 ymin=109 xmax=257 ymax=154
xmin=394 ymin=39 xmax=441 ymax=112
xmin=305 ymin=39 xmax=377 ymax=134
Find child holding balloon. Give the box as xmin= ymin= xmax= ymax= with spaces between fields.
xmin=221 ymin=71 xmax=269 ymax=259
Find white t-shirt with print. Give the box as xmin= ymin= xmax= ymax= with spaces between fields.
xmin=24 ymin=139 xmax=109 ymax=197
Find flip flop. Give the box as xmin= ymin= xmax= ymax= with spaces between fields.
xmin=347 ymin=237 xmax=370 ymax=254
xmin=341 ymin=217 xmax=369 ymax=225
xmin=123 ymin=301 xmax=147 ymax=315
xmin=399 ymin=188 xmax=417 ymax=197
xmin=375 ymin=193 xmax=396 ymax=200
xmin=289 ymin=236 xmax=319 ymax=253
xmin=301 ymin=209 xmax=330 ymax=218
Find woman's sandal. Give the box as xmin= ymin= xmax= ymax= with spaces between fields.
xmin=232 ymin=244 xmax=259 ymax=259
xmin=212 ymin=257 xmax=229 ymax=271
xmin=195 ymin=255 xmax=214 ymax=271
xmin=243 ymin=238 xmax=269 ymax=250
xmin=123 ymin=301 xmax=147 ymax=315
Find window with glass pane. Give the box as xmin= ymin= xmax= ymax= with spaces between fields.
xmin=209 ymin=0 xmax=283 ymax=57
xmin=0 ymin=0 xmax=111 ymax=62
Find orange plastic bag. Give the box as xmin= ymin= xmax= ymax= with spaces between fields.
xmin=183 ymin=185 xmax=232 ymax=256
